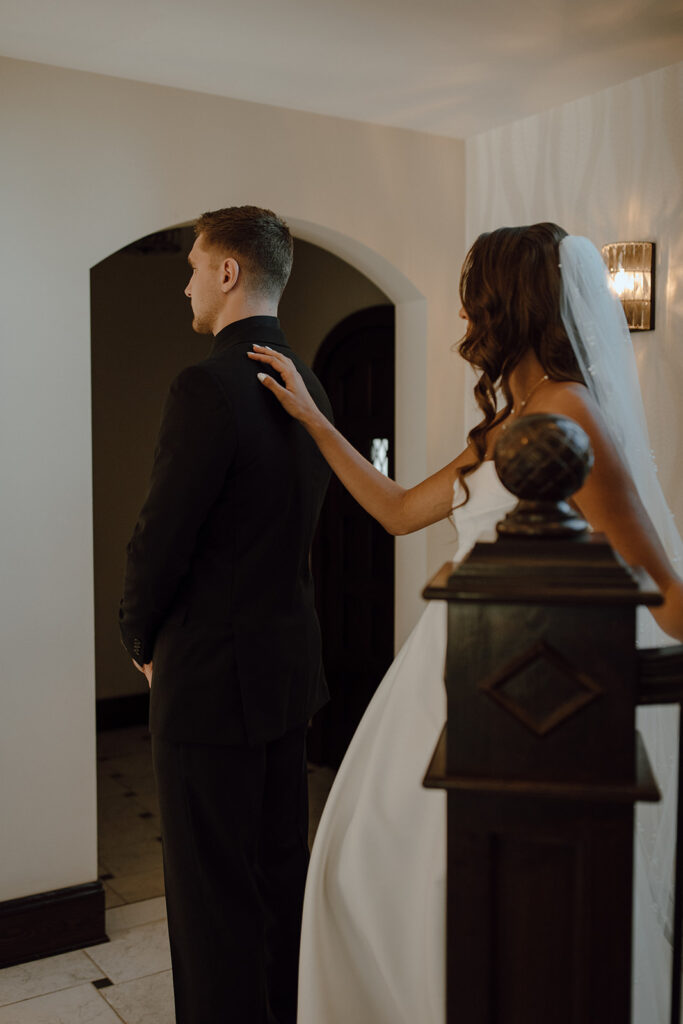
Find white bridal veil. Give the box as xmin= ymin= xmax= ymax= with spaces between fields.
xmin=560 ymin=235 xmax=683 ymax=1021
xmin=559 ymin=236 xmax=682 ymax=600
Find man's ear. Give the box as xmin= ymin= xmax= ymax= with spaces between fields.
xmin=221 ymin=257 xmax=240 ymax=293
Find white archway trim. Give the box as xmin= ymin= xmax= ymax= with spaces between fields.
xmin=288 ymin=218 xmax=429 ymax=649
xmin=287 ymin=218 xmax=424 ymax=303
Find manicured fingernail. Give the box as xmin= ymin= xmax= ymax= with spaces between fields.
xmin=264 ymin=345 xmax=275 ymax=351
xmin=257 ymin=372 xmax=267 ymax=382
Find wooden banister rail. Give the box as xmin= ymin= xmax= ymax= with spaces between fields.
xmin=638 ymin=645 xmax=683 ymax=705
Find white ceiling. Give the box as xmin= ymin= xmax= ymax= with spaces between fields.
xmin=1 ymin=0 xmax=681 ymax=137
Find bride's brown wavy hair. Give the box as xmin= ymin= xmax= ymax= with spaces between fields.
xmin=455 ymin=222 xmax=584 ymax=505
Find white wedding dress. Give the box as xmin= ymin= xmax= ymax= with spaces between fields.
xmin=297 ymin=462 xmax=513 ymax=1024
xmin=297 ymin=459 xmax=677 ymax=1024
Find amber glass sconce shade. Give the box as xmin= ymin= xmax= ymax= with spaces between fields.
xmin=601 ymin=242 xmax=655 ymax=331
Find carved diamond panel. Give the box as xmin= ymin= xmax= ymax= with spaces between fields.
xmin=478 ymin=641 xmax=603 ymax=736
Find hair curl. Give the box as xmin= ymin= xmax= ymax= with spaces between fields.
xmin=455 ymin=222 xmax=584 ymax=505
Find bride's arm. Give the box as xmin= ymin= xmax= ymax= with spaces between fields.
xmin=533 ymin=383 xmax=683 ymax=642
xmin=248 ymin=346 xmax=471 ymax=535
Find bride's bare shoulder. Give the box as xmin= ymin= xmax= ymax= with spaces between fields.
xmin=529 ymin=379 xmax=616 ymax=455
xmin=530 ymin=379 xmax=600 ymax=422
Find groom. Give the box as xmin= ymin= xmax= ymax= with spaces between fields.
xmin=119 ymin=206 xmax=332 ymax=1024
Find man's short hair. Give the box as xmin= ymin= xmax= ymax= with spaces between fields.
xmin=194 ymin=206 xmax=293 ymax=300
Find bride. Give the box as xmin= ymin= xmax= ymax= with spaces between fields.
xmin=249 ymin=223 xmax=683 ymax=1023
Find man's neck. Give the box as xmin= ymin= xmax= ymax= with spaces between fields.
xmin=213 ymin=297 xmax=278 ymax=336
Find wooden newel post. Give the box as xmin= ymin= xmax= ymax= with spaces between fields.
xmin=423 ymin=414 xmax=662 ymax=1024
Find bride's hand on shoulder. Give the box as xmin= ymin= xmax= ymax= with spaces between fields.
xmin=248 ymin=345 xmax=321 ymax=427
xmin=248 ymin=343 xmax=467 ymax=536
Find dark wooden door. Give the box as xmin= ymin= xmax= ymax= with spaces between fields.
xmin=310 ymin=305 xmax=395 ymax=767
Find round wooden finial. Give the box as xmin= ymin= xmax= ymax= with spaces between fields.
xmin=494 ymin=414 xmax=594 ymax=537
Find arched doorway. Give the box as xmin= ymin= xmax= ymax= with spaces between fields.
xmin=309 ymin=306 xmax=396 ymax=766
xmin=91 ymin=224 xmax=395 ymax=903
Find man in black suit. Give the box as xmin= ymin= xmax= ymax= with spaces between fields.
xmin=119 ymin=206 xmax=332 ymax=1024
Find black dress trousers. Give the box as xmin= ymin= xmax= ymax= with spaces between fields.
xmin=152 ymin=726 xmax=310 ymax=1024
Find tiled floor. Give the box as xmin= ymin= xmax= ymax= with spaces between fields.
xmin=96 ymin=727 xmax=165 ymax=909
xmin=0 ymin=898 xmax=173 ymax=1023
xmin=0 ymin=727 xmax=335 ymax=1022
xmin=96 ymin=726 xmax=335 ymax=909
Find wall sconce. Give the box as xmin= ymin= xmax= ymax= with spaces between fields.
xmin=601 ymin=241 xmax=655 ymax=331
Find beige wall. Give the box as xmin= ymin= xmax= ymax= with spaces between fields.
xmin=0 ymin=55 xmax=465 ymax=901
xmin=91 ymin=233 xmax=389 ymax=702
xmin=466 ymin=61 xmax=683 ymax=528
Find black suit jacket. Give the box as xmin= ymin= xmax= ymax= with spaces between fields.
xmin=119 ymin=317 xmax=333 ymax=745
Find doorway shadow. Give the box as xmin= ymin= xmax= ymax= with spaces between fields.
xmin=309 ymin=306 xmax=396 ymax=767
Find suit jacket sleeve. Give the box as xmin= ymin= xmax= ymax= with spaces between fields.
xmin=119 ymin=364 xmax=236 ymax=664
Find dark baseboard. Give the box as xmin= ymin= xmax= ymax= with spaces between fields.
xmin=96 ymin=692 xmax=149 ymax=732
xmin=0 ymin=881 xmax=108 ymax=968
